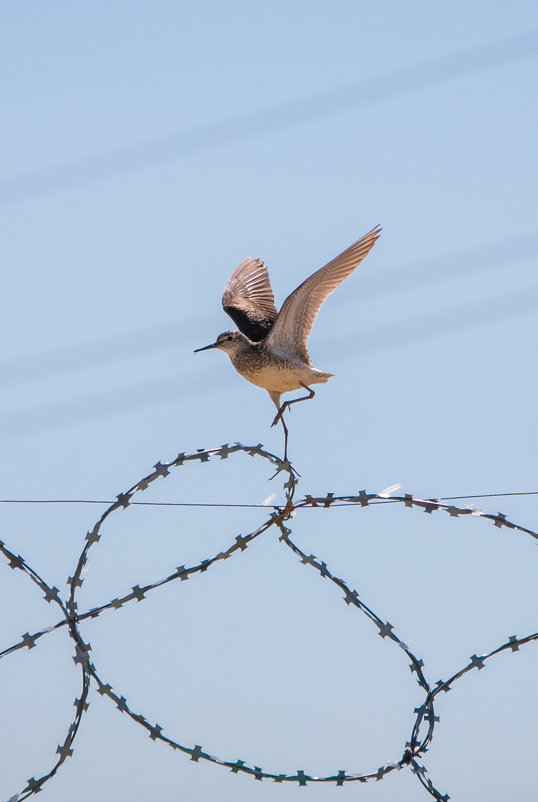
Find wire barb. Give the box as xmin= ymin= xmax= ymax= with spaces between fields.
xmin=1 ymin=442 xmax=536 ymax=801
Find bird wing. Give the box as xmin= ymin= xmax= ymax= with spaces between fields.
xmin=264 ymin=226 xmax=381 ymax=362
xmin=222 ymin=257 xmax=278 ymax=341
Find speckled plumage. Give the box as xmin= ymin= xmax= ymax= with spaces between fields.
xmin=195 ymin=226 xmax=381 ymax=457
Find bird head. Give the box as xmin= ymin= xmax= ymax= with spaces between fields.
xmin=194 ymin=330 xmax=249 ymax=355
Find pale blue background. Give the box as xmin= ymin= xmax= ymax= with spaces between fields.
xmin=1 ymin=2 xmax=537 ymax=801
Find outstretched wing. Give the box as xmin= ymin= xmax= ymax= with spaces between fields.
xmin=264 ymin=226 xmax=381 ymax=362
xmin=222 ymin=257 xmax=278 ymax=341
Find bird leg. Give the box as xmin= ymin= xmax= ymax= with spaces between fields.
xmin=273 ymin=412 xmax=300 ymax=474
xmin=271 ymin=384 xmax=315 ymax=428
xmin=279 ymin=412 xmax=289 ymax=462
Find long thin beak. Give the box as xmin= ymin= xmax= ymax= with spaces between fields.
xmin=194 ymin=342 xmax=218 ymax=353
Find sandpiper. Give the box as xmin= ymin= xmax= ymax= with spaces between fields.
xmin=195 ymin=226 xmax=381 ymax=459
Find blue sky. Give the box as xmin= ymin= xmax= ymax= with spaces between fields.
xmin=1 ymin=2 xmax=537 ymax=801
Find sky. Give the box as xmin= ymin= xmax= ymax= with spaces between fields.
xmin=1 ymin=2 xmax=537 ymax=801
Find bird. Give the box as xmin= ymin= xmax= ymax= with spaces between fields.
xmin=194 ymin=226 xmax=381 ymax=460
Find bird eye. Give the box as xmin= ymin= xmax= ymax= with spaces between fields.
xmin=227 ymin=335 xmax=233 ymax=341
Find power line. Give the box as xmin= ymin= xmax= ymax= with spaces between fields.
xmin=1 ymin=228 xmax=536 ymax=388
xmin=0 ymin=491 xmax=536 ymax=508
xmin=1 ymin=30 xmax=537 ymax=204
xmin=1 ymin=282 xmax=536 ymax=439
xmin=437 ymin=491 xmax=538 ymax=501
xmin=0 ymin=499 xmax=274 ymax=509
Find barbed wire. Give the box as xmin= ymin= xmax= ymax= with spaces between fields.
xmin=1 ymin=442 xmax=537 ymax=801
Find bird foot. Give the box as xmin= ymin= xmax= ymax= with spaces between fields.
xmin=281 ymin=496 xmax=295 ymax=519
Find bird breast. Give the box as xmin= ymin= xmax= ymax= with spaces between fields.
xmin=229 ymin=349 xmax=332 ymax=393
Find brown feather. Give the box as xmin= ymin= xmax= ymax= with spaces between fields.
xmin=222 ymin=257 xmax=278 ymax=341
xmin=265 ymin=226 xmax=381 ymax=361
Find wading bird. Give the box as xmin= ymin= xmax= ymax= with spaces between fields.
xmin=195 ymin=226 xmax=381 ymax=460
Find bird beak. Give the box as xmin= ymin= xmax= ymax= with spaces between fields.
xmin=194 ymin=342 xmax=218 ymax=353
